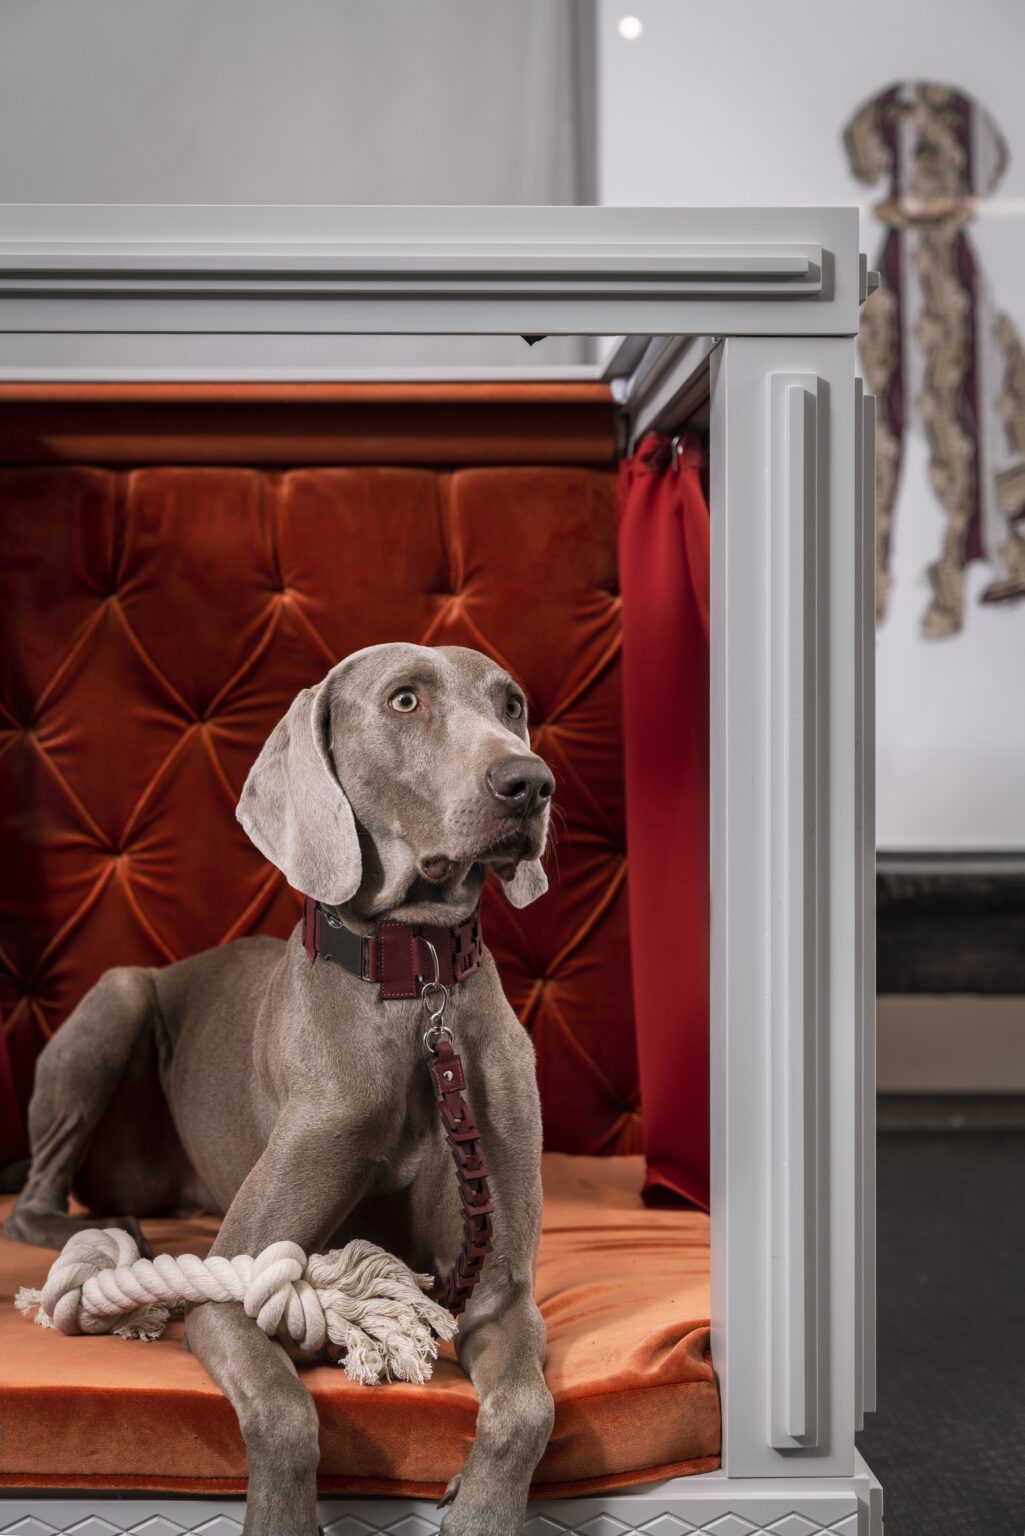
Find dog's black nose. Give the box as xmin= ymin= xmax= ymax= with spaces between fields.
xmin=486 ymin=756 xmax=555 ymax=816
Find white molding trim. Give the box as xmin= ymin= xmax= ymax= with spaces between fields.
xmin=0 ymin=206 xmax=861 ymax=368
xmin=0 ymin=351 xmax=612 ymax=384
xmin=767 ymin=372 xmax=828 ymax=1452
xmin=854 ymin=381 xmax=877 ymax=1425
xmin=877 ymin=995 xmax=1025 ymax=1094
xmin=0 ymin=1461 xmax=883 ymax=1536
xmin=619 ymin=334 xmax=719 ymax=447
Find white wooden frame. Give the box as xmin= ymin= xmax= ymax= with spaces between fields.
xmin=0 ymin=204 xmax=880 ymax=1536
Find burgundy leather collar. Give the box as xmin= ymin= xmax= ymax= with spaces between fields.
xmin=302 ymin=895 xmax=484 ymax=1000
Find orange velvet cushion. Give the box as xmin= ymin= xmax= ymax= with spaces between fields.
xmin=0 ymin=1154 xmax=719 ymax=1496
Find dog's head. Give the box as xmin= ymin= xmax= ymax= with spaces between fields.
xmin=236 ymin=643 xmax=554 ymax=922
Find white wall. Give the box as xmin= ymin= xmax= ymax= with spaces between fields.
xmin=598 ymin=0 xmax=1025 ymax=851
xmin=0 ymin=0 xmax=592 ymax=370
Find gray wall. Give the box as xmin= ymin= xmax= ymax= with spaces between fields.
xmin=0 ymin=0 xmax=590 ymax=205
xmin=0 ymin=0 xmax=595 ymax=368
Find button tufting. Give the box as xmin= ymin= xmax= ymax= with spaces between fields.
xmin=0 ymin=461 xmax=638 ymax=1156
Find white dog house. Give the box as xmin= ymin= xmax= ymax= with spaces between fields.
xmin=0 ymin=205 xmax=880 ymax=1535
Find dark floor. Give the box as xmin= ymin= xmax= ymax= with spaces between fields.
xmin=856 ymin=1129 xmax=1025 ymax=1534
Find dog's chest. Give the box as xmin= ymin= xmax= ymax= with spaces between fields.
xmin=368 ymin=1064 xmax=441 ymax=1193
xmin=375 ymin=1136 xmax=433 ymax=1191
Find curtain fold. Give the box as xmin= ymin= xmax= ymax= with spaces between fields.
xmin=619 ymin=434 xmax=710 ymax=1211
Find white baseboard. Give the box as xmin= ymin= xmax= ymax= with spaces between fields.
xmin=877 ymin=994 xmax=1025 ymax=1093
xmin=0 ymin=1460 xmax=883 ymax=1536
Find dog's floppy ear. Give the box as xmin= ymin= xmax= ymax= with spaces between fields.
xmin=496 ymin=856 xmax=549 ymax=909
xmin=236 ymin=678 xmax=361 ymax=905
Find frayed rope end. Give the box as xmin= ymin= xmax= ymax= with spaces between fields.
xmin=14 ymin=1287 xmax=56 ymax=1330
xmin=109 ymin=1301 xmax=172 ymax=1342
xmin=14 ymin=1286 xmax=42 ymax=1316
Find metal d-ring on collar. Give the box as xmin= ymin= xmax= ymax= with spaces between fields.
xmin=418 ymin=937 xmax=453 ymax=1055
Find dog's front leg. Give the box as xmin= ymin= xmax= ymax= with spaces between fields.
xmin=186 ymin=1300 xmax=321 ymax=1536
xmin=184 ymin=1112 xmax=370 ymax=1536
xmin=441 ymin=1282 xmax=554 ymax=1536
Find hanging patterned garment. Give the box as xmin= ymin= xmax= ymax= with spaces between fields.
xmin=845 ymin=81 xmax=1025 ymax=636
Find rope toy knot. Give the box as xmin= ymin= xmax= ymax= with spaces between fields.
xmin=17 ymin=1229 xmax=457 ymax=1385
xmin=241 ymin=1240 xmax=323 ymax=1350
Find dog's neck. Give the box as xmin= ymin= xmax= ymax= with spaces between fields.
xmin=326 ymin=861 xmax=487 ymax=936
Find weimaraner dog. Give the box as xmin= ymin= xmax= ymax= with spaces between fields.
xmin=7 ymin=641 xmax=556 ymax=1536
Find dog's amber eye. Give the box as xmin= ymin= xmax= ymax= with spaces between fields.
xmin=506 ymin=695 xmax=524 ymax=720
xmin=389 ymin=689 xmax=419 ymax=713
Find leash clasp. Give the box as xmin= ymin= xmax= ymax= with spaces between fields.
xmin=418 ymin=938 xmax=452 ymax=1054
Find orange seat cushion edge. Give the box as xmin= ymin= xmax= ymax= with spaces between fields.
xmin=0 ymin=1154 xmax=719 ymax=1497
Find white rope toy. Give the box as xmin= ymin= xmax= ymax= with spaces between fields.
xmin=16 ymin=1227 xmax=457 ymax=1386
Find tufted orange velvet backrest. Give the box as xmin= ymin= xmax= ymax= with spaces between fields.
xmin=0 ymin=389 xmax=641 ymax=1158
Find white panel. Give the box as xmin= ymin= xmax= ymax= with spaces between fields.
xmin=0 ymin=205 xmax=862 ymax=362
xmin=711 ymin=336 xmax=859 ymax=1477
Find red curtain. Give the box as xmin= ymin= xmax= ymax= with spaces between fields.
xmin=619 ymin=435 xmax=710 ymax=1211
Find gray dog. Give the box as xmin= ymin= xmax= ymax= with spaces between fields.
xmin=7 ymin=642 xmax=557 ymax=1536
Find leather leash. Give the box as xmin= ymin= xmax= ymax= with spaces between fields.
xmin=428 ymin=1037 xmax=493 ymax=1316
xmin=302 ymin=898 xmax=493 ymax=1317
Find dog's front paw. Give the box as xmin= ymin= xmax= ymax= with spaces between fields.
xmin=440 ymin=1500 xmax=525 ymax=1536
xmin=438 ymin=1471 xmax=461 ymax=1509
